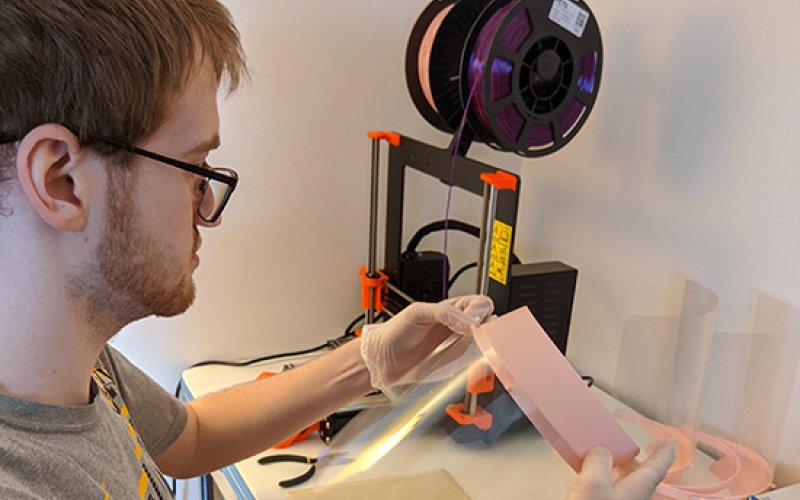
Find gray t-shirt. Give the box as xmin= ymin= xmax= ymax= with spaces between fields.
xmin=0 ymin=345 xmax=187 ymax=499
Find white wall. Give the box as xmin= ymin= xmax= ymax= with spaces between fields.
xmin=111 ymin=0 xmax=800 ymax=486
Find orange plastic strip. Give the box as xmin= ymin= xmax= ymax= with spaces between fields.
xmin=273 ymin=423 xmax=321 ymax=449
xmin=479 ymin=170 xmax=518 ymax=191
xmin=366 ymin=131 xmax=401 ymax=147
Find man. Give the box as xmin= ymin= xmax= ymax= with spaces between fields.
xmin=0 ymin=1 xmax=674 ymax=498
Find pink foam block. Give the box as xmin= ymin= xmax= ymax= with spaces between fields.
xmin=473 ymin=307 xmax=640 ymax=472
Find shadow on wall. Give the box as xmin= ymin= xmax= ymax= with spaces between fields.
xmin=654 ymin=4 xmax=741 ymax=192
xmin=591 ymin=2 xmax=742 ymax=192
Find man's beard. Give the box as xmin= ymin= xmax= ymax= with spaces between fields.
xmin=69 ymin=168 xmax=197 ymax=332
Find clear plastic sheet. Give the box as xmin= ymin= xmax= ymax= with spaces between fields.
xmin=613 ymin=279 xmax=719 ymax=432
xmin=297 ymin=338 xmax=583 ymax=498
xmin=288 ymin=281 xmax=798 ymax=499
xmin=298 ymin=309 xmax=641 ymax=498
xmin=696 ymin=292 xmax=800 ymax=489
xmin=613 ymin=280 xmax=800 ymax=498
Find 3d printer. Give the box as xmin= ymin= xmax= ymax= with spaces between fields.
xmin=359 ymin=0 xmax=603 ymax=444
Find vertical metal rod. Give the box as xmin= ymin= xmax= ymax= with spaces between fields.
xmin=468 ymin=181 xmax=497 ymax=418
xmin=464 ymin=392 xmax=478 ymax=416
xmin=366 ymin=138 xmax=381 ymax=324
xmin=476 ymin=184 xmax=498 ymax=296
xmin=476 ymin=183 xmax=491 ymax=294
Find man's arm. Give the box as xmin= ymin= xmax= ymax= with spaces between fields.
xmin=154 ymin=338 xmax=371 ymax=478
xmin=154 ymin=296 xmax=494 ymax=478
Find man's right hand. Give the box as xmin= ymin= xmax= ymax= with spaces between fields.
xmin=565 ymin=440 xmax=677 ymax=500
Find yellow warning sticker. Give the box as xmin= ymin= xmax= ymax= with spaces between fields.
xmin=489 ymin=220 xmax=512 ymax=286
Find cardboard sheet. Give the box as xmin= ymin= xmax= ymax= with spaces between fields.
xmin=288 ymin=469 xmax=470 ymax=500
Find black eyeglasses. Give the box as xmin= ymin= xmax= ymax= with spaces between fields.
xmin=100 ymin=138 xmax=238 ymax=224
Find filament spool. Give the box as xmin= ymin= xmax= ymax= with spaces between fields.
xmin=427 ymin=0 xmax=494 ymax=130
xmin=406 ymin=0 xmax=458 ymax=133
xmin=407 ymin=0 xmax=603 ymax=158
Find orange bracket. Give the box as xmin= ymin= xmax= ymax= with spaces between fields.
xmin=479 ymin=170 xmax=518 ymax=191
xmin=446 ymin=403 xmax=493 ymax=431
xmin=466 ymin=360 xmax=496 ymax=395
xmin=360 ymin=266 xmax=388 ymax=314
xmin=366 ymin=130 xmax=401 ymax=147
xmin=445 ymin=361 xmax=496 ymax=431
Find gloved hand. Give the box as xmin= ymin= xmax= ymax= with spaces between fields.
xmin=359 ymin=295 xmax=494 ymax=395
xmin=565 ymin=440 xmax=677 ymax=500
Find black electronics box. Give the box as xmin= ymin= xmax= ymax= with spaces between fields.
xmin=503 ymin=261 xmax=577 ymax=355
xmin=397 ymin=251 xmax=449 ymax=302
xmin=389 ymin=258 xmax=577 ymax=355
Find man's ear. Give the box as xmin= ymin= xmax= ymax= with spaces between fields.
xmin=15 ymin=124 xmax=92 ymax=231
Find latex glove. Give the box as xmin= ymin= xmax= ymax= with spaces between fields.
xmin=565 ymin=440 xmax=677 ymax=500
xmin=359 ymin=295 xmax=494 ymax=395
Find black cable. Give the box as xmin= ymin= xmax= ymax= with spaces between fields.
xmin=344 ymin=313 xmax=366 ymax=336
xmin=173 ymin=343 xmax=334 ymax=402
xmin=343 ymin=311 xmax=389 ymax=337
xmin=173 ymin=309 xmax=388 ymax=399
xmin=176 ymin=308 xmax=392 ymax=397
xmin=404 ymin=220 xmax=481 ymax=257
xmin=447 ymin=262 xmax=477 ymax=291
xmin=186 ymin=343 xmax=333 ymax=370
xmin=404 ymin=218 xmax=522 ymax=264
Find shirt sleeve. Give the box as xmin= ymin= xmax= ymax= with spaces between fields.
xmin=98 ymin=345 xmax=188 ymax=458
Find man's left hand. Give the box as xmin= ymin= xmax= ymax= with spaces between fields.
xmin=359 ymin=295 xmax=494 ymax=395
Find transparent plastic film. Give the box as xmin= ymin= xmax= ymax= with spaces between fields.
xmin=295 ymin=342 xmax=549 ymax=499
xmin=690 ymin=292 xmax=800 ymax=496
xmin=613 ymin=279 xmax=719 ymax=432
xmin=292 ymin=308 xmax=643 ymax=499
xmin=613 ymin=280 xmax=800 ymax=498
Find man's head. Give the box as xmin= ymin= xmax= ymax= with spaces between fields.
xmin=0 ymin=0 xmax=248 ymax=330
xmin=0 ymin=0 xmax=246 ymax=152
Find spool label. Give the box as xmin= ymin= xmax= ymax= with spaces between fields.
xmin=548 ymin=0 xmax=589 ymax=38
xmin=489 ymin=220 xmax=513 ymax=286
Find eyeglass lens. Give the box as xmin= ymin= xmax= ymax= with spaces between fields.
xmin=199 ymin=178 xmax=229 ymax=221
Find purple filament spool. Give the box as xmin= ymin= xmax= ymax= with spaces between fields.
xmin=557 ymin=52 xmax=597 ymax=139
xmin=470 ymin=2 xmax=523 ymax=143
xmin=497 ymin=102 xmax=525 ymax=142
xmin=558 ymin=99 xmax=586 ymax=138
xmin=526 ymin=123 xmax=554 ymax=149
xmin=577 ymin=51 xmax=598 ymax=94
xmin=442 ymin=0 xmax=601 ymax=156
xmin=469 ymin=2 xmax=560 ymax=149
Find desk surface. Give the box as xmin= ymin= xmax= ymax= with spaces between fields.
xmin=180 ymin=355 xmax=683 ymax=499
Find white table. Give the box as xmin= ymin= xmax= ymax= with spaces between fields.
xmin=180 ymin=354 xmax=726 ymax=499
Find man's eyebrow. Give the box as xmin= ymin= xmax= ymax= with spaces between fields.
xmin=185 ymin=134 xmax=221 ymax=156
